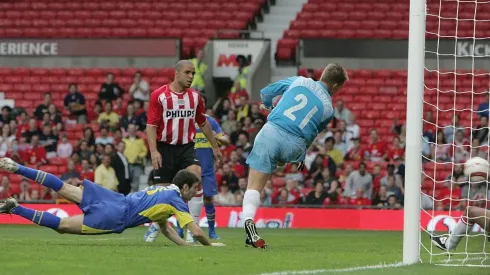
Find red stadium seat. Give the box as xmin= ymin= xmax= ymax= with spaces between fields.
xmin=39 ymin=165 xmax=59 ymax=175
xmin=276 ymin=48 xmax=293 ymax=60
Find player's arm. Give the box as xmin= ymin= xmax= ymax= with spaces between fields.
xmin=196 ymin=98 xmax=222 ymax=164
xmin=199 ymin=120 xmax=219 ymax=149
xmin=215 ymin=133 xmax=229 ymax=146
xmin=146 ymin=91 xmax=164 ymax=169
xmin=186 ymin=221 xmax=212 ymax=246
xmin=210 ymin=116 xmax=229 ymax=146
xmin=158 ymin=221 xmax=191 ymax=246
xmin=260 ymin=76 xmax=297 ymax=109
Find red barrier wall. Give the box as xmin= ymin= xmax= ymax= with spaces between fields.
xmin=0 ymin=204 xmax=469 ymax=232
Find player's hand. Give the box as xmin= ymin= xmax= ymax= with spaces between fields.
xmin=296 ymin=161 xmax=306 ymax=171
xmin=150 ymin=150 xmax=162 ymax=169
xmin=213 ymin=147 xmax=223 ymax=165
xmin=260 ymin=103 xmax=273 ymax=112
xmin=211 ymin=242 xmax=226 ymax=247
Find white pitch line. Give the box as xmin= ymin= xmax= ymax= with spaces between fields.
xmin=435 ymin=264 xmax=490 ymax=267
xmin=255 ymin=257 xmax=490 ymax=275
xmin=253 ymin=262 xmax=407 ymax=275
xmin=435 ymin=257 xmax=487 ymax=263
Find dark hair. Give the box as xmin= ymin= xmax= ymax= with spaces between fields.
xmin=325 ymin=137 xmax=335 ymax=144
xmin=200 ymin=94 xmax=208 ymax=106
xmin=359 ymin=162 xmax=367 ymax=169
xmin=68 ymin=83 xmax=77 ymax=89
xmin=104 ymin=143 xmax=114 ymax=151
xmin=1 ymin=106 xmax=12 ymax=112
xmin=172 ymin=169 xmax=200 ymax=189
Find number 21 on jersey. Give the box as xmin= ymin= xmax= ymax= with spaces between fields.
xmin=283 ymin=94 xmax=318 ymax=129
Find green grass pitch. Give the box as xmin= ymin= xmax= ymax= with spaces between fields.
xmin=0 ymin=225 xmax=488 ymax=275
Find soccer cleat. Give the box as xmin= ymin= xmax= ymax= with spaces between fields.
xmin=431 ymin=235 xmax=450 ymax=251
xmin=186 ymin=229 xmax=197 ymax=243
xmin=209 ymin=231 xmax=220 ymax=240
xmin=144 ymin=223 xmax=160 ymax=243
xmin=0 ymin=158 xmax=19 ymax=174
xmin=245 ymin=236 xmax=253 ymax=247
xmin=0 ymin=197 xmax=19 ymax=214
xmin=244 ymin=219 xmax=267 ymax=249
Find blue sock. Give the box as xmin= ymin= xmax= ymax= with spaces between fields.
xmin=204 ymin=203 xmax=216 ymax=232
xmin=11 ymin=206 xmax=61 ymax=230
xmin=16 ymin=165 xmax=63 ymax=192
xmin=176 ymin=221 xmax=184 ymax=238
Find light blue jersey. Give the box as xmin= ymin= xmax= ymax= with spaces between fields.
xmin=261 ymin=76 xmax=334 ymax=146
xmin=246 ymin=76 xmax=334 ymax=174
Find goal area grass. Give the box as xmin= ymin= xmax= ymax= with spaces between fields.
xmin=0 ymin=225 xmax=487 ymax=275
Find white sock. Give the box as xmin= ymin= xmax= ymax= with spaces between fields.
xmin=152 ymin=222 xmax=161 ymax=230
xmin=447 ymin=218 xmax=473 ymax=250
xmin=188 ymin=194 xmax=204 ymax=224
xmin=242 ymin=190 xmax=261 ymax=221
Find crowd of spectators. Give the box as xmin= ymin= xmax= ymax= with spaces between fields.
xmin=1 ymin=68 xmax=487 ymax=210
xmin=0 ymin=72 xmax=149 ymax=202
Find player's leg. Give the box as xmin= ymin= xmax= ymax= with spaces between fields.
xmin=0 ymin=158 xmax=83 ymax=203
xmin=432 ymin=206 xmax=490 ymax=251
xmin=184 ymin=165 xmax=202 ymax=243
xmin=182 ymin=143 xmax=203 ymax=243
xmin=243 ymin=169 xmax=271 ymax=248
xmin=0 ymin=197 xmax=81 ymax=233
xmin=243 ymin=125 xmax=280 ymax=248
xmin=145 ymin=142 xmax=178 ymax=242
xmin=57 ymin=215 xmax=84 ymax=234
xmin=202 ymin=172 xmax=219 ymax=239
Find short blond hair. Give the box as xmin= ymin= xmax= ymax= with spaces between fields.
xmin=320 ymin=63 xmax=349 ymax=86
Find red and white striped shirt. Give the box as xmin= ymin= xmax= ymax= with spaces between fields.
xmin=147 ymin=84 xmax=206 ymax=145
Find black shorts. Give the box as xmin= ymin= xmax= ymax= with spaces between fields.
xmin=152 ymin=142 xmax=200 ymax=184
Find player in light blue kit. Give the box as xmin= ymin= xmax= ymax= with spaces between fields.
xmin=242 ymin=63 xmax=348 ymax=248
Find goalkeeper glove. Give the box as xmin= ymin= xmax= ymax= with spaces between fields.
xmin=295 ymin=161 xmax=306 ymax=171
xmin=260 ymin=103 xmax=273 ymax=112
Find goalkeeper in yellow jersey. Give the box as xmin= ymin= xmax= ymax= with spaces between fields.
xmin=431 ymin=206 xmax=490 ymax=251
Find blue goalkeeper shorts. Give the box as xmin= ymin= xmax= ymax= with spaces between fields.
xmin=79 ymin=179 xmax=127 ymax=234
xmin=246 ymin=122 xmax=307 ymax=174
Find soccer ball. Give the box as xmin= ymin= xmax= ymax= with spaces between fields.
xmin=464 ymin=157 xmax=489 ymax=182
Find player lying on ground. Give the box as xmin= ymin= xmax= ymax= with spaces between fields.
xmin=242 ymin=63 xmax=349 ymax=248
xmin=0 ymin=158 xmax=224 ymax=247
xmin=145 ymin=112 xmax=229 ymax=242
xmin=432 ymin=206 xmax=490 ymax=251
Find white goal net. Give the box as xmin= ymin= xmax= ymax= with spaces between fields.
xmin=418 ymin=0 xmax=490 ymax=266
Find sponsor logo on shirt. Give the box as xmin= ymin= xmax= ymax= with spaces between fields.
xmin=165 ymin=110 xmax=195 ymax=118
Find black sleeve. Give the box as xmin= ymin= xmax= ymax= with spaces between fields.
xmin=327 ymin=158 xmax=337 ymax=175
xmin=99 ymin=84 xmax=112 ymax=101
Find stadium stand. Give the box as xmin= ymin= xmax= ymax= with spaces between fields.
xmin=276 ymin=0 xmax=490 ymax=60
xmin=1 ymin=65 xmax=483 ymax=209
xmin=0 ymin=0 xmax=267 ymax=58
